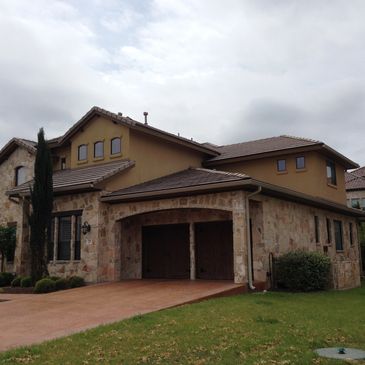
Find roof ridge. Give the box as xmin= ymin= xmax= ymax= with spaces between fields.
xmin=194 ymin=167 xmax=248 ymax=179
xmin=279 ymin=135 xmax=322 ymax=144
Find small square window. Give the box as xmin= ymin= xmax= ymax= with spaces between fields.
xmin=351 ymin=198 xmax=360 ymax=209
xmin=296 ymin=156 xmax=305 ymax=169
xmin=277 ymin=159 xmax=286 ymax=172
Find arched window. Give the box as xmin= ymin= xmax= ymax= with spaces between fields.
xmin=78 ymin=144 xmax=87 ymax=161
xmin=111 ymin=137 xmax=121 ymax=155
xmin=94 ymin=141 xmax=104 ymax=158
xmin=15 ymin=166 xmax=26 ymax=186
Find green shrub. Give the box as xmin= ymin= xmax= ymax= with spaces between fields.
xmin=33 ymin=278 xmax=56 ymax=294
xmin=0 ymin=272 xmax=14 ymax=287
xmin=20 ymin=276 xmax=33 ymax=288
xmin=275 ymin=250 xmax=331 ymax=292
xmin=68 ymin=276 xmax=85 ymax=288
xmin=11 ymin=276 xmax=22 ymax=287
xmin=55 ymin=278 xmax=69 ymax=291
xmin=49 ymin=276 xmax=61 ymax=281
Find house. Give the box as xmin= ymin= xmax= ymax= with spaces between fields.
xmin=346 ymin=167 xmax=365 ymax=209
xmin=0 ymin=107 xmax=363 ymax=289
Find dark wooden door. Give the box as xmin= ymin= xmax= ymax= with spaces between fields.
xmin=195 ymin=220 xmax=234 ymax=280
xmin=142 ymin=224 xmax=190 ymax=279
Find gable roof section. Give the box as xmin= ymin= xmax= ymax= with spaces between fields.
xmin=7 ymin=160 xmax=135 ymax=197
xmin=51 ymin=106 xmax=219 ymax=156
xmin=0 ymin=138 xmax=37 ymax=164
xmin=204 ymin=135 xmax=358 ymax=169
xmin=101 ymin=167 xmax=364 ymax=218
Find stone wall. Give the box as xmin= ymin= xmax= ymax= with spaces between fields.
xmin=47 ymin=191 xmax=101 ymax=283
xmin=0 ymin=146 xmax=34 ymax=273
xmin=250 ymin=195 xmax=361 ymax=289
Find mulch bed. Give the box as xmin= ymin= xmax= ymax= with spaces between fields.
xmin=0 ymin=287 xmax=34 ymax=294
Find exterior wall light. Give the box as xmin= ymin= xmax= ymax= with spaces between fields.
xmin=81 ymin=221 xmax=91 ymax=235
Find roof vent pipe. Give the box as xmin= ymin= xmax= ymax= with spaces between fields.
xmin=143 ymin=112 xmax=148 ymax=125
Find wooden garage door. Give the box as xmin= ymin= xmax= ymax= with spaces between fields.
xmin=142 ymin=223 xmax=190 ymax=279
xmin=195 ymin=220 xmax=234 ymax=280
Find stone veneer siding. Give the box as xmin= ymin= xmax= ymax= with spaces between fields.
xmin=0 ymin=146 xmax=34 ymax=273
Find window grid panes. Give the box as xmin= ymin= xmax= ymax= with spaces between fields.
xmin=296 ymin=156 xmax=305 ymax=169
xmin=94 ymin=141 xmax=104 ymax=158
xmin=111 ymin=137 xmax=121 ymax=155
xmin=78 ymin=144 xmax=87 ymax=161
xmin=334 ymin=220 xmax=343 ymax=251
xmin=326 ymin=160 xmax=337 ymax=185
xmin=58 ymin=216 xmax=72 ymax=260
xmin=277 ymin=159 xmax=286 ymax=172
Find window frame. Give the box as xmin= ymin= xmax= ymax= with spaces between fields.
xmin=111 ymin=137 xmax=121 ymax=155
xmin=277 ymin=159 xmax=286 ymax=172
xmin=334 ymin=220 xmax=344 ymax=251
xmin=296 ymin=156 xmax=305 ymax=170
xmin=349 ymin=222 xmax=353 ymax=246
xmin=94 ymin=141 xmax=104 ymax=159
xmin=326 ymin=218 xmax=332 ymax=244
xmin=326 ymin=160 xmax=337 ymax=186
xmin=78 ymin=144 xmax=88 ymax=161
xmin=314 ymin=215 xmax=320 ymax=243
xmin=15 ymin=166 xmax=26 ymax=186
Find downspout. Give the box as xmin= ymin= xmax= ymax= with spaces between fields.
xmin=246 ymin=186 xmax=262 ymax=290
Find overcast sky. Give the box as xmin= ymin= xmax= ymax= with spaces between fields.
xmin=1 ymin=0 xmax=365 ymax=164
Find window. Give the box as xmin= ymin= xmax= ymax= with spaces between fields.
xmin=47 ymin=219 xmax=55 ymax=261
xmin=326 ymin=160 xmax=337 ymax=185
xmin=111 ymin=137 xmax=121 ymax=155
xmin=78 ymin=144 xmax=87 ymax=161
xmin=94 ymin=141 xmax=104 ymax=158
xmin=61 ymin=157 xmax=66 ymax=170
xmin=277 ymin=159 xmax=286 ymax=172
xmin=15 ymin=166 xmax=26 ymax=186
xmin=75 ymin=215 xmax=81 ymax=260
xmin=314 ymin=216 xmax=320 ymax=243
xmin=349 ymin=222 xmax=353 ymax=246
xmin=296 ymin=156 xmax=305 ymax=169
xmin=351 ymin=198 xmax=360 ymax=209
xmin=334 ymin=220 xmax=343 ymax=251
xmin=58 ymin=216 xmax=72 ymax=260
xmin=361 ymin=198 xmax=365 ymax=210
xmin=326 ymin=218 xmax=332 ymax=244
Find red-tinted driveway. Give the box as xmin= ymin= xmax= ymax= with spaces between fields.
xmin=0 ymin=280 xmax=242 ymax=352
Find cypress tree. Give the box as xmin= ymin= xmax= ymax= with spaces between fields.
xmin=29 ymin=128 xmax=53 ymax=281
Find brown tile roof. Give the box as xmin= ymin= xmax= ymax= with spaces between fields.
xmin=345 ymin=170 xmax=365 ymax=191
xmin=103 ymin=168 xmax=250 ymax=200
xmin=205 ymin=135 xmax=358 ymax=169
xmin=7 ymin=160 xmax=135 ymax=196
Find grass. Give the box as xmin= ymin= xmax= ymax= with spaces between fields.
xmin=1 ymin=285 xmax=365 ymax=365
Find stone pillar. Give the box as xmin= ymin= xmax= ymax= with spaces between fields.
xmin=189 ymin=222 xmax=196 ymax=280
xmin=53 ymin=217 xmax=59 ymax=261
xmin=70 ymin=215 xmax=76 ymax=261
xmin=232 ymin=191 xmax=247 ymax=284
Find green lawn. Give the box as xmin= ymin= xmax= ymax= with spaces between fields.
xmin=1 ymin=284 xmax=365 ymax=365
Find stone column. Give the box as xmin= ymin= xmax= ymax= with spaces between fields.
xmin=70 ymin=215 xmax=76 ymax=261
xmin=232 ymin=191 xmax=247 ymax=284
xmin=189 ymin=222 xmax=196 ymax=280
xmin=53 ymin=217 xmax=59 ymax=261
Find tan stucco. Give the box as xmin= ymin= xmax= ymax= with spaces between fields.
xmin=68 ymin=116 xmax=130 ymax=169
xmin=215 ymin=151 xmax=347 ymax=204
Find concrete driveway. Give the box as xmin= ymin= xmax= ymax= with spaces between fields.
xmin=0 ymin=280 xmax=242 ymax=352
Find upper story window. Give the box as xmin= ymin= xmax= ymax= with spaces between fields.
xmin=296 ymin=156 xmax=305 ymax=169
xmin=61 ymin=157 xmax=66 ymax=170
xmin=15 ymin=166 xmax=26 ymax=186
xmin=111 ymin=137 xmax=121 ymax=155
xmin=94 ymin=141 xmax=104 ymax=158
xmin=351 ymin=198 xmax=360 ymax=209
xmin=78 ymin=144 xmax=87 ymax=161
xmin=326 ymin=160 xmax=337 ymax=185
xmin=277 ymin=159 xmax=286 ymax=172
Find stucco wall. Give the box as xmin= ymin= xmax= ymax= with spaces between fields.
xmin=215 ymin=151 xmax=347 ymax=204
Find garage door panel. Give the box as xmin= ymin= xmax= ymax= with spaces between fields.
xmin=142 ymin=224 xmax=190 ymax=279
xmin=195 ymin=220 xmax=233 ymax=280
